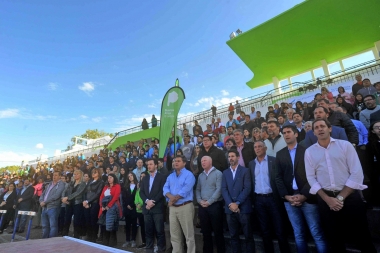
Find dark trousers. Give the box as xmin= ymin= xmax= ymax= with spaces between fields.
xmin=144 ymin=213 xmax=166 ymax=253
xmin=125 ymin=212 xmax=137 ymax=241
xmin=226 ymin=212 xmax=255 ymax=253
xmin=63 ymin=204 xmax=84 ymax=238
xmin=136 ymin=213 xmax=145 ymax=244
xmin=198 ymin=201 xmax=225 ymax=253
xmin=83 ymin=202 xmax=100 ymax=242
xmin=58 ymin=206 xmax=65 ymax=233
xmin=254 ymin=195 xmax=290 ymax=253
xmin=317 ymin=190 xmax=376 ymax=253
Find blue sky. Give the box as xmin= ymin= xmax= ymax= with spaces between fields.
xmin=0 ymin=0 xmax=304 ymax=166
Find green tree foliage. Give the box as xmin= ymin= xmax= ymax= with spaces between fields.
xmin=0 ymin=165 xmax=19 ymax=173
xmin=71 ymin=129 xmax=114 ymax=144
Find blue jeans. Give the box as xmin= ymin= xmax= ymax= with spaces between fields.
xmin=41 ymin=207 xmax=60 ymax=238
xmin=284 ymin=202 xmax=327 ymax=253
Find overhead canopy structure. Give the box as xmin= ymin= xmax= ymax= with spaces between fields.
xmin=227 ymin=0 xmax=380 ymax=89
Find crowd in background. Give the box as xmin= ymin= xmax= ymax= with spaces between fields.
xmin=0 ymin=74 xmax=379 ymax=252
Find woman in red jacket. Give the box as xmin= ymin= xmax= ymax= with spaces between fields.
xmin=98 ymin=173 xmax=122 ymax=247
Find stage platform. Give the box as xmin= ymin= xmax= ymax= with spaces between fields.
xmin=1 ymin=236 xmax=131 ymax=253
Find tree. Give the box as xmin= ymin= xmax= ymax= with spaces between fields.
xmin=0 ymin=165 xmax=20 ymax=173
xmin=71 ymin=129 xmax=114 ymax=144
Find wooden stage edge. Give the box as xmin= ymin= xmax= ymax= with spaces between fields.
xmin=1 ymin=236 xmax=132 ymax=253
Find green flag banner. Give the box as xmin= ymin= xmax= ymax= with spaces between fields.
xmin=158 ymin=79 xmax=185 ymax=158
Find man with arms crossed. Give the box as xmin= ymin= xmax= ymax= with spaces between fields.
xmin=305 ymin=119 xmax=376 ymax=252
xmin=196 ymin=156 xmax=225 ymax=253
xmin=140 ymin=158 xmax=167 ymax=253
xmin=222 ymin=149 xmax=254 ymax=253
xmin=163 ymin=155 xmax=196 ymax=253
xmin=275 ymin=125 xmax=327 ymax=253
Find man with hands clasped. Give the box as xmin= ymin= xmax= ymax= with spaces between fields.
xmin=305 ymin=119 xmax=376 ymax=252
xmin=275 ymin=125 xmax=327 ymax=253
xmin=222 ymin=149 xmax=254 ymax=253
xmin=196 ymin=156 xmax=225 ymax=253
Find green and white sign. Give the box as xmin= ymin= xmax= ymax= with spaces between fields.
xmin=158 ymin=79 xmax=185 ymax=158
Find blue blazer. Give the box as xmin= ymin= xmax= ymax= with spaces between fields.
xmin=301 ymin=126 xmax=348 ymax=148
xmin=222 ymin=165 xmax=252 ymax=214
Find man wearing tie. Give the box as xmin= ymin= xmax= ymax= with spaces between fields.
xmin=221 ymin=149 xmax=254 ymax=253
xmin=140 ymin=158 xmax=167 ymax=253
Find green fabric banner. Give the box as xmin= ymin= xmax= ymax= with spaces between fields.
xmin=158 ymin=79 xmax=185 ymax=158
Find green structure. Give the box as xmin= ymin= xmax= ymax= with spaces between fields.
xmin=227 ymin=0 xmax=380 ymax=89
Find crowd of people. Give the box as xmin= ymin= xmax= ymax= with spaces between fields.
xmin=0 ymin=74 xmax=380 ymax=253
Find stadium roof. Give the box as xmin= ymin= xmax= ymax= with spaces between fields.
xmin=227 ymin=0 xmax=380 ymax=89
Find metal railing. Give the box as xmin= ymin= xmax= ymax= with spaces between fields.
xmin=28 ymin=58 xmax=380 ymax=164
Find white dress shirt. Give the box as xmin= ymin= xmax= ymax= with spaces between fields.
xmin=305 ymin=138 xmax=367 ymax=194
xmin=230 ymin=166 xmax=238 ymax=180
xmin=254 ymin=155 xmax=272 ymax=194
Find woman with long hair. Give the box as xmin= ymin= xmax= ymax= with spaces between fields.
xmin=0 ymin=183 xmax=17 ymax=234
xmin=337 ymin=86 xmax=352 ymax=104
xmin=243 ymin=129 xmax=252 ymax=143
xmin=190 ymin=145 xmax=201 ymax=176
xmin=321 ymin=87 xmax=334 ymax=103
xmin=83 ymin=168 xmax=104 ymax=242
xmin=219 ymin=126 xmax=227 ymax=143
xmin=251 ymin=127 xmax=262 ymax=142
xmin=353 ymin=93 xmax=366 ymax=119
xmin=119 ymin=168 xmax=126 ymax=185
xmin=232 ymin=122 xmax=238 ymax=130
xmin=336 ymin=96 xmax=354 ymax=117
xmin=122 ymin=172 xmax=138 ymax=248
xmin=99 ymin=173 xmax=122 ymax=247
xmin=295 ymin=101 xmax=309 ymax=121
xmin=134 ymin=173 xmax=146 ymax=248
xmin=61 ymin=170 xmax=86 ymax=238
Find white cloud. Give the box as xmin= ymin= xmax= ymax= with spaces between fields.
xmin=80 ymin=115 xmax=88 ymax=119
xmin=148 ymin=104 xmax=156 ymax=108
xmin=35 ymin=143 xmax=44 ymax=149
xmin=221 ymin=90 xmax=229 ymax=96
xmin=0 ymin=109 xmax=20 ymax=119
xmin=78 ymin=82 xmax=95 ymax=95
xmin=0 ymin=151 xmax=48 ymax=167
xmin=180 ymin=71 xmax=189 ymax=78
xmin=48 ymin=82 xmax=58 ymax=90
xmin=92 ymin=117 xmax=103 ymax=123
xmin=187 ymin=95 xmax=243 ymax=110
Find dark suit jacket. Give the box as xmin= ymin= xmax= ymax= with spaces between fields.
xmin=248 ymin=155 xmax=281 ymax=206
xmin=17 ymin=185 xmax=34 ymax=210
xmin=0 ymin=191 xmax=17 ymax=210
xmin=221 ymin=165 xmax=252 ymax=214
xmin=121 ymin=184 xmax=137 ymax=216
xmin=370 ymin=109 xmax=380 ymax=126
xmin=139 ymin=172 xmax=166 ymax=214
xmin=275 ymin=145 xmax=316 ymax=204
xmin=301 ymin=126 xmax=348 ymax=148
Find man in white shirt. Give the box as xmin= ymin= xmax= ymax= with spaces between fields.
xmin=305 ymin=119 xmax=376 ymax=253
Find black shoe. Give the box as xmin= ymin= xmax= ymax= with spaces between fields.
xmin=17 ymin=229 xmax=24 ymax=233
xmin=0 ymin=230 xmax=3 ymax=234
xmin=9 ymin=229 xmax=18 ymax=234
xmin=137 ymin=243 xmax=146 ymax=248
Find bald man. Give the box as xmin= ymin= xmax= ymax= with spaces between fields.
xmin=196 ymin=156 xmax=225 ymax=253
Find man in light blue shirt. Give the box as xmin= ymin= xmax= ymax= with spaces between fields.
xmin=163 ymin=155 xmax=196 ymax=253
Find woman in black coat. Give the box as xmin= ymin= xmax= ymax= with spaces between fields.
xmin=83 ymin=168 xmax=104 ymax=242
xmin=0 ymin=183 xmax=17 ymax=233
xmin=121 ymin=172 xmax=138 ymax=248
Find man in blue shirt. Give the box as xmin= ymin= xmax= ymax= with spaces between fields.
xmin=163 ymin=155 xmax=196 ymax=253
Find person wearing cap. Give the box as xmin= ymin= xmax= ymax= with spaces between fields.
xmin=359 ymin=94 xmax=380 ymax=129
xmin=357 ymin=78 xmax=377 ymax=97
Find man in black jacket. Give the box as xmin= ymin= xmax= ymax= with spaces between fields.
xmin=198 ymin=135 xmax=228 ymax=172
xmin=12 ymin=179 xmax=35 ymax=233
xmin=275 ymin=125 xmax=327 ymax=252
xmin=241 ymin=115 xmax=256 ymax=134
xmin=317 ymin=98 xmax=359 ymax=145
xmin=140 ymin=158 xmax=167 ymax=253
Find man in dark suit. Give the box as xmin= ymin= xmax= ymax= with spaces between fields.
xmin=222 ymin=149 xmax=254 ymax=253
xmin=13 ymin=178 xmax=34 ymax=233
xmin=301 ymin=107 xmax=348 ymax=148
xmin=249 ymin=141 xmax=290 ymax=253
xmin=139 ymin=158 xmax=166 ymax=253
xmin=275 ymin=125 xmax=327 ymax=252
